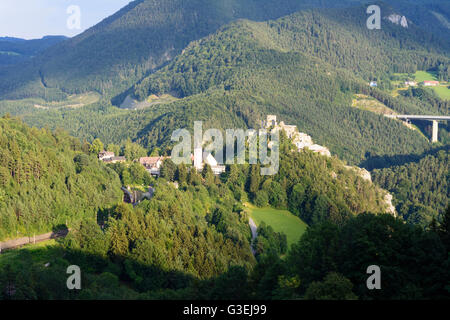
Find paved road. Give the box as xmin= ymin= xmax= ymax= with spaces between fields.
xmin=249 ymin=218 xmax=258 ymax=256
xmin=0 ymin=229 xmax=69 ymax=253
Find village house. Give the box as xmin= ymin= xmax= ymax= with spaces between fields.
xmin=422 ymin=81 xmax=439 ymax=87
xmin=139 ymin=156 xmax=170 ymax=176
xmin=405 ymin=81 xmax=417 ymax=87
xmin=193 ymin=148 xmax=226 ymax=175
xmin=98 ymin=151 xmax=115 ymax=161
xmin=103 ymin=156 xmax=126 ymax=164
xmin=369 ymin=81 xmax=378 ymax=87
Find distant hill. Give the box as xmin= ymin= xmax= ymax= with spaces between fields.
xmin=17 ymin=7 xmax=449 ymax=167
xmin=122 ymin=7 xmax=447 ymax=162
xmin=0 ymin=0 xmax=448 ymax=101
xmin=0 ymin=36 xmax=67 ymax=67
xmin=0 ymin=3 xmax=448 ymax=167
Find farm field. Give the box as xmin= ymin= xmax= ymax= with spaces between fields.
xmin=391 ymin=71 xmax=450 ymax=100
xmin=433 ymin=85 xmax=450 ymax=100
xmin=245 ymin=203 xmax=308 ymax=248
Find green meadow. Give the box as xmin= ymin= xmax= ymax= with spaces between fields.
xmin=246 ymin=204 xmax=308 ymax=248
xmin=392 ymin=71 xmax=450 ymax=100
xmin=414 ymin=70 xmax=438 ymax=82
xmin=433 ymin=85 xmax=450 ymax=100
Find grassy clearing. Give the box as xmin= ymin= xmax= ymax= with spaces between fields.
xmin=245 ymin=203 xmax=308 ymax=248
xmin=414 ymin=71 xmax=438 ymax=82
xmin=390 ymin=71 xmax=449 ymax=100
xmin=352 ymin=94 xmax=397 ymax=115
xmin=120 ymin=93 xmax=179 ymax=109
xmin=33 ymin=92 xmax=101 ymax=109
xmin=433 ymin=86 xmax=450 ymax=100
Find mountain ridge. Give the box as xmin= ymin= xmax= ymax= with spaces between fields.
xmin=0 ymin=0 xmax=448 ymax=101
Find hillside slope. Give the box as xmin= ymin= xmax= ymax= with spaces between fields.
xmin=0 ymin=6 xmax=448 ymax=167
xmin=0 ymin=116 xmax=123 ymax=241
xmin=126 ymin=10 xmax=445 ymax=163
xmin=372 ymin=147 xmax=449 ymax=225
xmin=0 ymin=0 xmax=355 ymax=100
xmin=0 ymin=0 xmax=448 ymax=101
xmin=0 ymin=36 xmax=67 ymax=67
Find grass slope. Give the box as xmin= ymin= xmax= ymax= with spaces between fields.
xmin=246 ymin=203 xmax=308 ymax=247
xmin=414 ymin=71 xmax=450 ymax=100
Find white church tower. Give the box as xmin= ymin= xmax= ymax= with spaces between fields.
xmin=194 ymin=147 xmax=203 ymax=171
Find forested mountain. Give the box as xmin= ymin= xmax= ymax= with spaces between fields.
xmin=392 ymin=0 xmax=450 ymax=38
xmin=1 ymin=143 xmax=449 ymax=300
xmin=133 ymin=6 xmax=450 ymax=100
xmin=0 ymin=0 xmax=354 ymax=100
xmin=0 ymin=0 xmax=449 ymax=302
xmin=1 ymin=6 xmax=447 ymax=170
xmin=0 ymin=0 xmax=448 ymax=101
xmin=1 ymin=135 xmax=415 ymax=300
xmin=0 ymin=116 xmax=123 ymax=241
xmin=0 ymin=36 xmax=67 ymax=67
xmin=13 ymin=8 xmax=443 ymax=165
xmin=372 ymin=148 xmax=449 ymax=226
xmin=0 ymin=4 xmax=447 ymax=168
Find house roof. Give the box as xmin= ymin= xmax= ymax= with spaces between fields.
xmin=140 ymin=157 xmax=162 ymax=166
xmin=104 ymin=156 xmax=126 ymax=163
xmin=99 ymin=151 xmax=115 ymax=157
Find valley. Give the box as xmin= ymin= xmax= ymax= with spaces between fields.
xmin=0 ymin=0 xmax=448 ymax=302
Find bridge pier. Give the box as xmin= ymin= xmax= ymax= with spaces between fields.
xmin=388 ymin=115 xmax=449 ymax=144
xmin=432 ymin=120 xmax=439 ymax=143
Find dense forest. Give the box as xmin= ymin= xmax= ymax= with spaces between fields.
xmin=0 ymin=0 xmax=379 ymax=101
xmin=372 ymin=148 xmax=449 ymax=226
xmin=0 ymin=36 xmax=67 ymax=67
xmin=0 ymin=0 xmax=448 ymax=301
xmin=1 ymin=171 xmax=449 ymax=299
xmin=0 ymin=116 xmax=122 ymax=240
xmin=0 ymin=1 xmax=448 ymax=101
xmin=0 ymin=131 xmax=406 ymax=299
xmin=6 ymin=9 xmax=447 ymax=167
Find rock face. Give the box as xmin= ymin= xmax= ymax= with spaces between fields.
xmin=264 ymin=115 xmax=397 ymax=217
xmin=400 ymin=16 xmax=409 ymax=28
xmin=387 ymin=14 xmax=408 ymax=28
xmin=342 ymin=166 xmax=397 ymax=217
xmin=384 ymin=193 xmax=397 ymax=217
xmin=344 ymin=166 xmax=372 ymax=183
xmin=265 ymin=115 xmax=331 ymax=157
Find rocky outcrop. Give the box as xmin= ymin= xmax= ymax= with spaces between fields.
xmin=384 ymin=193 xmax=397 ymax=217
xmin=344 ymin=166 xmax=372 ymax=182
xmin=387 ymin=14 xmax=408 ymax=28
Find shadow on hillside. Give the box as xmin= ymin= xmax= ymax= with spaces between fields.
xmin=360 ymin=145 xmax=449 ymax=171
xmin=0 ymin=241 xmax=251 ymax=300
